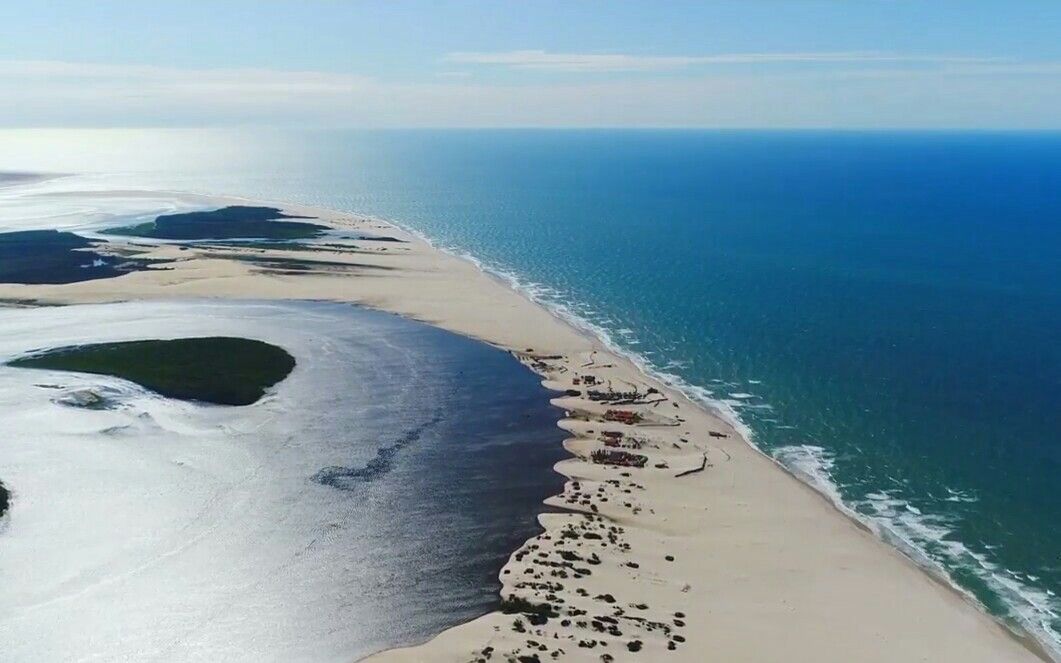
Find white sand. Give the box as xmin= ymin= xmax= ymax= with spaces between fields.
xmin=0 ymin=191 xmax=1046 ymax=663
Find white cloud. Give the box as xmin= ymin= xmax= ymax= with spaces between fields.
xmin=0 ymin=60 xmax=372 ymax=95
xmin=0 ymin=58 xmax=1057 ymax=129
xmin=445 ymin=51 xmax=708 ymax=72
xmin=443 ymin=50 xmax=1000 ymax=72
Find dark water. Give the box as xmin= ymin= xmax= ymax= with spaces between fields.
xmin=0 ymin=128 xmax=1058 ymax=652
xmin=326 ymin=305 xmax=570 ymax=650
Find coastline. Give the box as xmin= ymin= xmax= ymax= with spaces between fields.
xmin=0 ymin=188 xmax=1049 ymax=662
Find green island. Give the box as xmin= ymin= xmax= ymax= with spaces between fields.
xmin=8 ymin=337 xmax=295 ymax=406
xmin=103 ymin=205 xmax=331 ymax=240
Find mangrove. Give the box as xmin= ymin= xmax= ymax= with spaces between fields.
xmin=8 ymin=337 xmax=295 ymax=406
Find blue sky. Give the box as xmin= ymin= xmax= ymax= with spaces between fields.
xmin=1 ymin=1 xmax=1059 ymax=128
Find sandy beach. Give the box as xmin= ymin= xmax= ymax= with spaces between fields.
xmin=0 ymin=190 xmax=1046 ymax=663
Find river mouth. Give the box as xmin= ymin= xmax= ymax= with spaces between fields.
xmin=0 ymin=299 xmax=567 ymax=663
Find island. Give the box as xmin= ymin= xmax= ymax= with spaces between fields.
xmin=8 ymin=337 xmax=295 ymax=406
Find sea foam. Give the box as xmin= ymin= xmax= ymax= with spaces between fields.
xmin=385 ymin=211 xmax=1061 ymax=661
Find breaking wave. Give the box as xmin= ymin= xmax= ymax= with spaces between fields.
xmin=381 ymin=213 xmax=1061 ymax=661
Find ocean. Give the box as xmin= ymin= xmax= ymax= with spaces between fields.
xmin=0 ymin=128 xmax=1058 ymax=653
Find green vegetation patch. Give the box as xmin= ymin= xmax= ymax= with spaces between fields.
xmin=221 ymin=254 xmax=395 ymax=273
xmin=0 ymin=479 xmax=8 ymax=518
xmin=500 ymin=596 xmax=559 ymax=619
xmin=8 ymin=337 xmax=295 ymax=406
xmin=0 ymin=229 xmax=162 ymax=284
xmin=198 ymin=240 xmax=373 ymax=254
xmin=103 ymin=206 xmax=330 ymax=240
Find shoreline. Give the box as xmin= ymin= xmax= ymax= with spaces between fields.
xmin=0 ymin=187 xmax=1050 ymax=662
xmin=268 ymin=198 xmax=1060 ymax=663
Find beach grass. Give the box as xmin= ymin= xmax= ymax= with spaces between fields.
xmin=8 ymin=337 xmax=295 ymax=405
xmin=103 ymin=206 xmax=330 ymax=240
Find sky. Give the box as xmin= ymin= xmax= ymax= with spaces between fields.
xmin=0 ymin=1 xmax=1059 ymax=129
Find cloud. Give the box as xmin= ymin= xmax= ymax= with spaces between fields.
xmin=0 ymin=59 xmax=1057 ymax=129
xmin=443 ymin=50 xmax=1001 ymax=72
xmin=445 ymin=51 xmax=709 ymax=72
xmin=0 ymin=60 xmax=372 ymax=95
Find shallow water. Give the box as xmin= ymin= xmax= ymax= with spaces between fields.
xmin=0 ymin=300 xmax=566 ymax=662
xmin=0 ymin=128 xmax=1058 ymax=655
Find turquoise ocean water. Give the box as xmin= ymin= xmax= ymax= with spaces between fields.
xmin=1 ymin=129 xmax=1058 ymax=653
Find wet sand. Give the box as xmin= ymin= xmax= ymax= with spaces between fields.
xmin=0 ymin=188 xmax=1046 ymax=662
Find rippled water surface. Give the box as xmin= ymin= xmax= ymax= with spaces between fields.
xmin=0 ymin=128 xmax=1059 ymax=654
xmin=0 ymin=300 xmax=566 ymax=662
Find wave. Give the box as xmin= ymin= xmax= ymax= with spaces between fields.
xmin=376 ymin=212 xmax=1061 ymax=661
xmin=775 ymin=444 xmax=1060 ymax=659
xmin=8 ymin=176 xmax=1055 ymax=658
